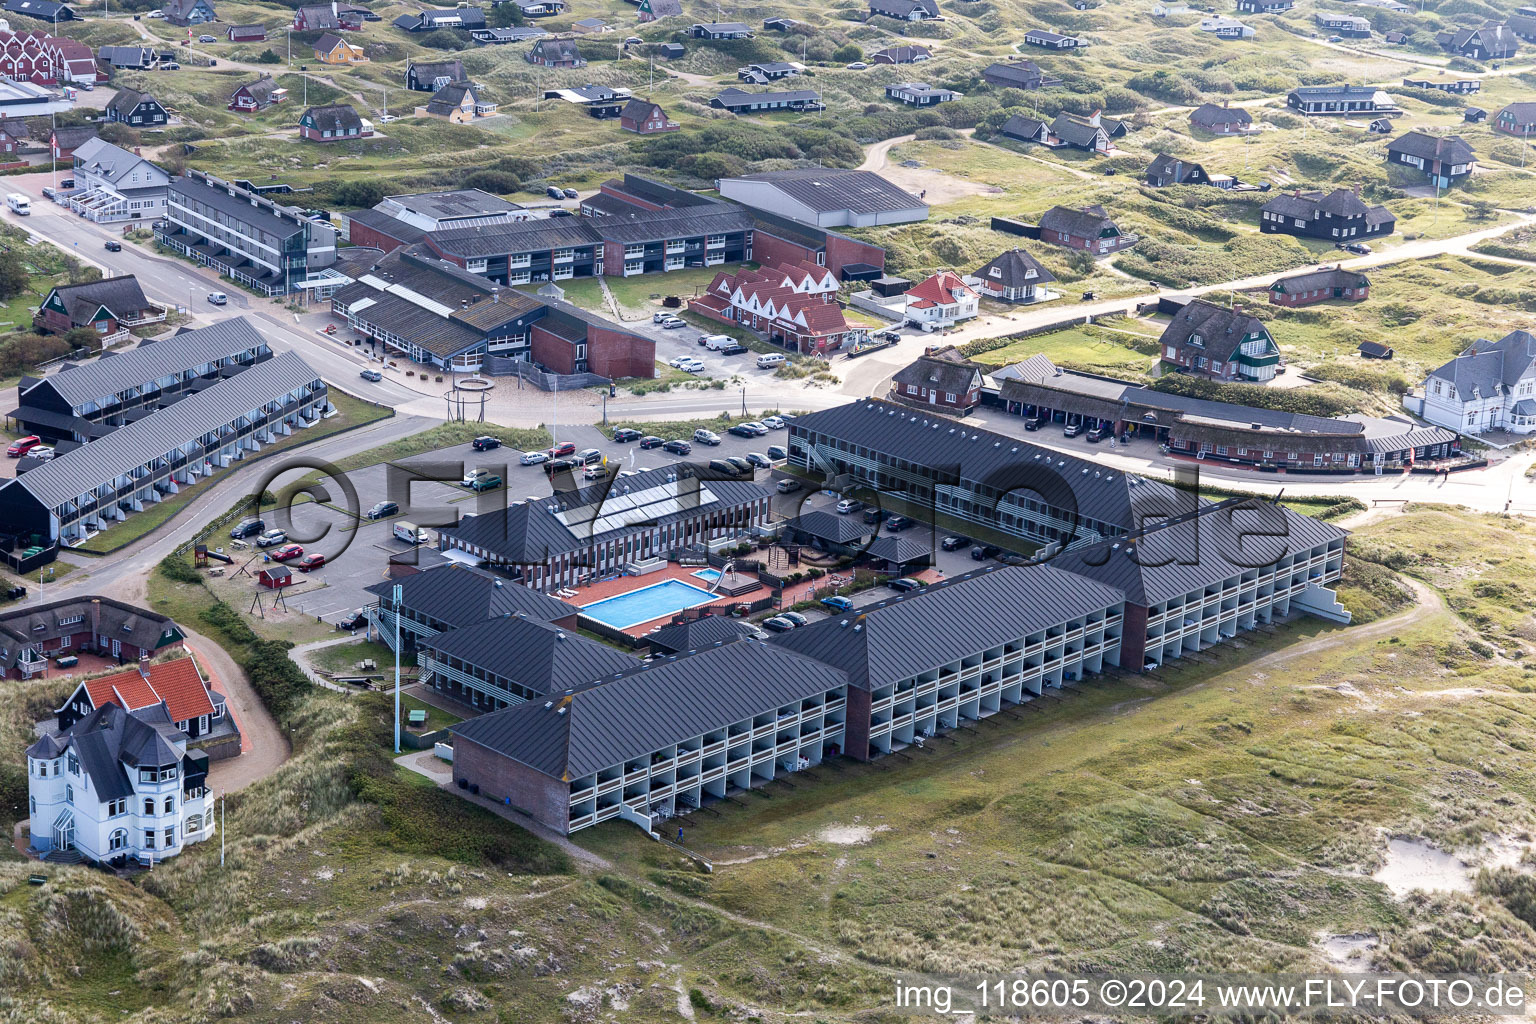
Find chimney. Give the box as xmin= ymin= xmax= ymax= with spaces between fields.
xmin=1088 ymin=109 xmax=1101 ymax=127
xmin=90 ymin=598 xmax=100 ymax=640
xmin=492 ymin=285 xmax=500 ymax=303
xmin=1353 ymin=181 xmax=1362 ymax=197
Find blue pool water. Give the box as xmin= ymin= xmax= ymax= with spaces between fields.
xmin=580 ymin=579 xmax=720 ymax=630
xmin=691 ymin=568 xmax=722 ymax=582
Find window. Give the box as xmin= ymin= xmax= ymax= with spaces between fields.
xmin=946 ymin=393 xmax=956 ymax=403
xmin=109 ymin=829 xmax=127 ymax=851
xmin=108 ymin=798 xmax=127 ymax=817
xmin=144 ymin=798 xmax=155 ymax=815
xmin=144 ymin=830 xmax=156 ymax=849
xmin=67 ymin=752 xmax=78 ymax=775
xmin=30 ymin=795 xmax=36 ymax=814
xmin=163 ymin=796 xmax=175 ymax=814
xmin=163 ymin=827 xmax=175 ymax=847
xmin=906 ymin=384 xmax=917 ymax=395
xmin=185 ymin=814 xmax=201 ymax=834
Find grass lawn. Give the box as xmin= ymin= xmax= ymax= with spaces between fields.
xmin=306 ymin=638 xmax=401 ymax=678
xmin=399 ymin=693 xmax=462 ymax=735
xmin=71 ymin=390 xmax=392 ymax=555
xmin=966 ymin=322 xmax=1162 ymax=378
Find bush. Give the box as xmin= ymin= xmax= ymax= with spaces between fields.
xmin=0 ymin=332 xmax=73 ymax=377
xmin=257 ymin=48 xmax=281 ymax=63
xmin=462 ymin=170 xmax=521 ymax=195
xmin=832 ymin=43 xmax=862 ymax=62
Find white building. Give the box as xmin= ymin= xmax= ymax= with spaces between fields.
xmin=903 ymin=270 xmax=979 ymax=330
xmin=27 ymin=701 xmax=213 ymax=866
xmin=66 ymin=136 xmax=170 ymax=223
xmin=1411 ymin=329 xmax=1536 ymax=434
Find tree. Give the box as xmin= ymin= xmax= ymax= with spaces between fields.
xmin=257 ymin=48 xmax=282 ymax=64
xmin=832 ymin=43 xmax=862 ymax=63
xmin=97 ymin=121 xmax=140 ymax=147
xmin=462 ymin=170 xmax=521 ymax=195
xmin=329 ymin=179 xmax=390 ymax=208
xmin=0 ymin=250 xmax=29 ymax=301
xmin=489 ymin=2 xmax=524 ymax=26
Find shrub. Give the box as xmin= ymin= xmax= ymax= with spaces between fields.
xmin=1148 ymin=373 xmax=1364 ymax=417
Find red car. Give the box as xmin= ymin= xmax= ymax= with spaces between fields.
xmin=6 ymin=435 xmax=40 ymax=458
xmin=297 ymin=552 xmax=326 ymax=571
xmin=271 ymin=544 xmax=304 ymax=562
xmin=547 ymin=440 xmax=576 ymax=458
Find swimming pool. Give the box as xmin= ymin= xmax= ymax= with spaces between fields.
xmin=691 ymin=568 xmax=722 ymax=582
xmin=580 ymin=579 xmax=720 ymax=630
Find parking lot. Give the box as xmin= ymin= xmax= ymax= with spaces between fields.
xmin=213 ymin=420 xmax=1021 ymax=627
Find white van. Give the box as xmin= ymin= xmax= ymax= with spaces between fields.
xmin=393 ymin=521 xmax=428 ymax=544
xmin=7 ymin=193 xmax=30 ymax=215
xmin=702 ymin=334 xmax=734 ymax=351
xmin=756 ymin=353 xmax=786 ymax=369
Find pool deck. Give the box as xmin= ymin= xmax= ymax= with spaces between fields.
xmin=564 ymin=565 xmax=777 ymax=639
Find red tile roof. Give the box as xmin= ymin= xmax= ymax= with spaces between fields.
xmin=904 ymin=270 xmax=974 ymax=309
xmin=81 ymin=656 xmax=216 ymax=724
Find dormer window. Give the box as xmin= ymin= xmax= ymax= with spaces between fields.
xmin=1189 ymin=333 xmax=1204 ymax=348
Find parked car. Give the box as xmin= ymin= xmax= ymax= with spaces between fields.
xmin=821 ymin=595 xmax=854 ymax=612
xmin=775 ymin=477 xmax=801 ymax=493
xmin=562 ymin=187 xmax=579 ymax=200
xmin=548 ymin=209 xmax=573 ymax=218
xmin=574 ymin=447 xmax=602 ymax=465
xmin=546 ymin=186 xmax=563 ymax=199
xmin=337 ymin=610 xmax=368 ymax=630
xmin=197 ymin=33 xmax=216 ymax=41
xmin=59 ymin=178 xmax=74 ymax=189
xmin=708 ymin=458 xmax=742 ymax=477
xmin=207 ymin=291 xmax=227 ymax=305
xmin=766 ymin=444 xmax=788 ymax=460
xmin=548 ymin=441 xmax=576 ymax=457
xmin=1339 ymin=241 xmax=1372 ymax=255
xmin=970 ymin=544 xmax=1002 ymax=561
xmin=471 ymin=435 xmax=501 ymax=451
xmin=297 ymin=552 xmax=326 ymax=571
xmin=741 ymin=421 xmax=769 ymax=435
xmin=885 ymin=515 xmax=913 ymax=532
xmin=230 ymin=517 xmax=265 ymax=539
xmin=639 ymin=435 xmax=667 ymax=449
xmin=658 ymin=316 xmax=685 ymax=329
xmin=25 ymin=446 xmax=54 ymax=462
xmin=612 ymin=428 xmax=642 ymax=443
xmin=271 ymin=543 xmax=304 ymax=562
xmin=836 ymin=498 xmax=863 ymax=514
xmin=104 ymin=239 xmax=122 ymax=252
xmin=940 ymin=534 xmax=970 ymax=551
xmin=583 ymin=463 xmax=612 ymax=480
xmin=873 ymin=329 xmax=901 ymax=343
xmin=146 ymin=8 xmax=163 ymax=15
xmin=6 ymin=435 xmax=40 ymax=457
xmin=693 ymin=428 xmax=721 ymax=446
xmin=652 ymin=311 xmax=675 ymax=324
xmin=761 ymin=616 xmax=795 ymax=632
xmin=845 ymin=61 xmax=868 ymax=69
xmin=470 ymin=474 xmax=503 ymax=492
xmin=1023 ymin=416 xmax=1044 ymax=431
xmin=677 ymin=357 xmax=704 ymax=373
xmin=888 ymin=577 xmax=923 ymax=592
xmin=160 ymin=62 xmax=180 ymax=70
xmin=728 ymin=424 xmax=757 ymax=438
xmin=745 ymin=452 xmax=773 ymax=469
xmin=1063 ymin=422 xmax=1084 ymax=438
xmin=661 ymin=439 xmax=692 ymax=455
xmin=519 ymin=450 xmax=549 ymax=465
xmin=462 ymin=467 xmax=491 ymax=487
xmin=366 ymin=501 xmax=398 ymax=520
xmin=718 ymin=343 xmax=748 ymax=355
xmin=359 ymin=369 xmax=383 ymax=382
xmin=862 ymin=507 xmax=882 ymax=525
xmin=256 ymin=529 xmax=287 ymax=547
xmin=543 ymin=457 xmax=580 ymax=475
xmin=761 ymin=415 xmax=786 ymax=430
xmin=780 ymin=611 xmax=809 ymax=627
xmin=724 ymin=456 xmax=753 ymax=474
xmin=1086 ymin=425 xmax=1107 ymax=444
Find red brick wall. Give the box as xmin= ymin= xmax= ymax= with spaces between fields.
xmin=347 ymin=219 xmax=410 ymax=254
xmin=586 ymin=325 xmax=654 ymax=379
xmin=599 ymin=181 xmax=665 ymax=211
xmin=1042 ymin=228 xmax=1089 ymax=250
xmin=600 ymin=240 xmax=623 ymax=275
xmin=750 ymin=230 xmax=818 ymax=273
xmin=1119 ymin=604 xmax=1148 ymax=673
xmin=452 ymin=734 xmax=571 ymax=833
xmin=842 ymin=687 xmax=871 ymax=760
xmin=529 ymin=324 xmax=576 ymax=374
xmin=824 ymin=232 xmax=886 ymax=277
xmin=422 ymin=237 xmax=464 ymax=267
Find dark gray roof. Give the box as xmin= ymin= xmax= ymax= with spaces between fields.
xmin=971 ymin=248 xmax=1056 ymax=289
xmin=426 ymin=81 xmax=483 ymax=115
xmin=1050 ymin=112 xmax=1117 ymax=147
xmin=863 ymin=533 xmax=934 ymax=565
xmin=344 ymin=207 xmax=428 ymax=244
xmin=787 ymin=508 xmax=873 ymax=544
xmin=410 ymin=58 xmax=464 ymax=80
xmin=770 ymin=563 xmax=1125 ymax=690
xmin=441 ymin=466 xmax=772 ymax=561
xmin=712 ymin=86 xmax=822 ymax=108
xmin=1049 ymin=499 xmax=1346 ymax=606
xmin=451 ymin=640 xmax=849 ymax=779
xmin=27 ymin=702 xmax=183 ymax=801
xmin=1039 ymin=204 xmax=1119 ymax=239
xmin=1386 ymin=130 xmax=1475 ymax=164
xmin=1499 ymin=101 xmax=1536 ymax=123
xmin=21 ymin=317 xmax=265 ymax=409
xmin=426 ymin=216 xmax=601 ymax=258
xmin=892 ymin=351 xmax=982 ymax=394
xmin=790 ymin=398 xmax=1188 ymax=534
xmin=11 ymin=351 xmax=322 ymax=509
xmin=984 ymin=60 xmax=1045 ymax=85
xmin=96 ymin=46 xmax=154 ymax=67
xmin=1270 ymin=266 xmax=1369 ymax=294
xmin=1158 ymin=298 xmax=1274 ymax=363
xmin=106 ymin=87 xmax=159 ymax=118
xmin=647 ymin=615 xmax=756 ymax=653
xmin=0 ymin=596 xmax=182 ymax=674
xmin=46 ymin=275 xmax=154 ymax=324
xmin=529 ymin=37 xmax=582 ymax=62
xmin=302 ymin=103 xmax=364 ymax=133
xmin=1146 ymin=153 xmax=1207 ymax=183
xmin=1189 ymin=102 xmax=1251 ymax=128
xmin=730 ymin=169 xmax=924 ymax=215
xmin=1000 ymin=113 xmax=1047 ymax=139
xmin=869 ymin=0 xmax=939 ymax=14
xmin=365 ymin=563 xmax=576 ymax=627
xmin=237 ymin=74 xmax=282 ymax=105
xmin=874 ymin=44 xmax=931 ymax=62
xmin=1290 ymin=83 xmax=1382 ymax=103
xmin=620 ymin=98 xmax=666 ymax=122
xmin=421 ymin=614 xmax=634 ymax=695
xmin=1428 ymin=330 xmax=1536 ymax=401
xmin=169 ymin=172 xmax=310 ymax=243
